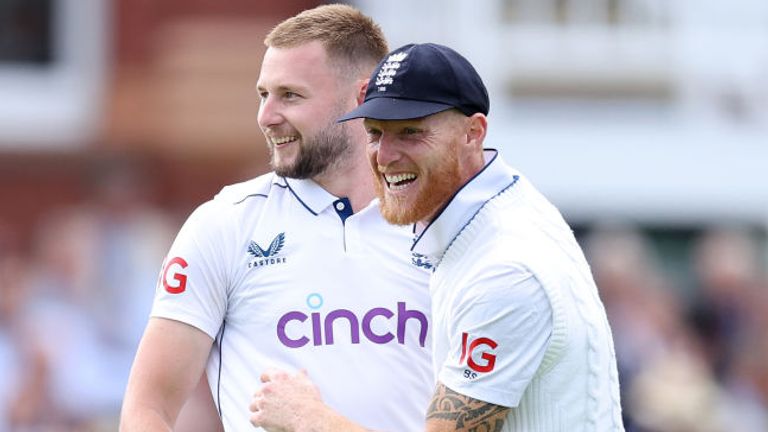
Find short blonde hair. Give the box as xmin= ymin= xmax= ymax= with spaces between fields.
xmin=265 ymin=4 xmax=388 ymax=78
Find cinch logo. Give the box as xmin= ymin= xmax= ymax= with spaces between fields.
xmin=161 ymin=256 xmax=188 ymax=294
xmin=460 ymin=332 xmax=498 ymax=375
xmin=247 ymin=232 xmax=287 ymax=268
xmin=277 ymin=293 xmax=428 ymax=349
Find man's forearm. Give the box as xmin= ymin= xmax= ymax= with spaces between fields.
xmin=303 ymin=406 xmax=372 ymax=432
xmin=251 ymin=368 xmax=373 ymax=432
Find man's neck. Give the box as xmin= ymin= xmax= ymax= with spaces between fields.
xmin=312 ymin=155 xmax=375 ymax=213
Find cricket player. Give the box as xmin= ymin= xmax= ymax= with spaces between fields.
xmin=250 ymin=43 xmax=625 ymax=432
xmin=120 ymin=6 xmax=433 ymax=431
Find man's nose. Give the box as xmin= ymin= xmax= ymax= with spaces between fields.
xmin=375 ymin=133 xmax=401 ymax=167
xmin=257 ymin=95 xmax=282 ymax=129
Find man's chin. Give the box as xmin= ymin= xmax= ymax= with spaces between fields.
xmin=379 ymin=198 xmax=420 ymax=226
xmin=271 ymin=159 xmax=293 ymax=177
xmin=380 ymin=213 xmax=413 ymax=226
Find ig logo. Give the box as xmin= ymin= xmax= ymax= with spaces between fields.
xmin=459 ymin=332 xmax=498 ymax=378
xmin=161 ymin=257 xmax=188 ymax=294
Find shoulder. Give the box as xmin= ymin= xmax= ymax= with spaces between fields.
xmin=181 ymin=172 xmax=282 ymax=234
xmin=454 ymin=259 xmax=538 ymax=299
xmin=213 ymin=172 xmax=282 ymax=205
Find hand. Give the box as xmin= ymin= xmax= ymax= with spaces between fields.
xmin=249 ymin=368 xmax=324 ymax=432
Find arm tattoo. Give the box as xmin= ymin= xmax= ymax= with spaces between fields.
xmin=426 ymin=383 xmax=509 ymax=432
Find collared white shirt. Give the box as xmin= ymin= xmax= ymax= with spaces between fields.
xmin=412 ymin=150 xmax=519 ymax=264
xmin=151 ymin=173 xmax=433 ymax=432
xmin=414 ymin=150 xmax=624 ymax=431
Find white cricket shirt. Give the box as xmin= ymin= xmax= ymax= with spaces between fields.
xmin=151 ymin=173 xmax=433 ymax=431
xmin=413 ymin=150 xmax=624 ymax=431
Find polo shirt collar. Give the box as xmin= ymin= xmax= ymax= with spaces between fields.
xmin=278 ymin=176 xmax=339 ymax=216
xmin=411 ymin=149 xmax=519 ymax=263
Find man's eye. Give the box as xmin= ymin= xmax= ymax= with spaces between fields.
xmin=284 ymin=92 xmax=299 ymax=100
xmin=366 ymin=129 xmax=382 ymax=142
xmin=403 ymin=127 xmax=420 ymax=135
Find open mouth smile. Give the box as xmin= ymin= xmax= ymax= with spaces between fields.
xmin=271 ymin=135 xmax=298 ymax=146
xmin=384 ymin=173 xmax=417 ymax=190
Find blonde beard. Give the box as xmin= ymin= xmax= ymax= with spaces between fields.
xmin=270 ymin=101 xmax=352 ymax=179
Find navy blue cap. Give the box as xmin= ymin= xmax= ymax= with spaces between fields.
xmin=338 ymin=43 xmax=489 ymax=122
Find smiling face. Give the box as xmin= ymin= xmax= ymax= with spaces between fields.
xmin=365 ymin=110 xmax=487 ymax=225
xmin=256 ymin=41 xmax=356 ymax=179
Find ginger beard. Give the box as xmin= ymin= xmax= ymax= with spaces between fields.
xmin=373 ymin=141 xmax=463 ymax=226
xmin=269 ymin=105 xmax=352 ymax=179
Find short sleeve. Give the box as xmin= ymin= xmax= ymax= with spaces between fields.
xmin=150 ymin=199 xmax=231 ymax=339
xmin=438 ymin=263 xmax=553 ymax=408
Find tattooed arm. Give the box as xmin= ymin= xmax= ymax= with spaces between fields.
xmin=250 ymin=370 xmax=509 ymax=432
xmin=426 ymin=382 xmax=509 ymax=432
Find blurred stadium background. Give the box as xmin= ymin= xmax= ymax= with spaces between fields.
xmin=0 ymin=0 xmax=766 ymax=430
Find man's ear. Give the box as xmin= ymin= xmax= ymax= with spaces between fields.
xmin=356 ymin=79 xmax=369 ymax=105
xmin=466 ymin=113 xmax=487 ymax=148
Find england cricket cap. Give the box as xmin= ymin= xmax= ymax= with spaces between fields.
xmin=338 ymin=43 xmax=489 ymax=122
